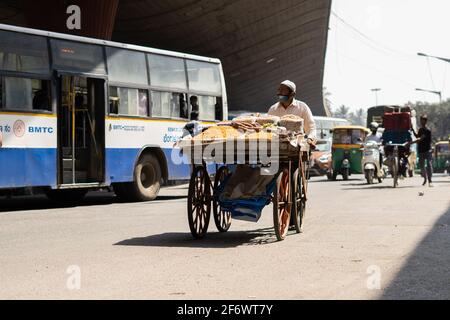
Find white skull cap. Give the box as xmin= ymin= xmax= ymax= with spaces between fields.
xmin=281 ymin=80 xmax=296 ymax=93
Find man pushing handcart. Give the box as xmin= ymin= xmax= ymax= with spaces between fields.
xmin=177 ymin=112 xmax=312 ymax=241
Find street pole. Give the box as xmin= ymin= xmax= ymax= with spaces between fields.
xmin=371 ymin=88 xmax=381 ymax=106
xmin=418 ymin=52 xmax=450 ymax=64
xmin=417 ymin=52 xmax=450 ymax=103
xmin=415 ymin=88 xmax=442 ymax=105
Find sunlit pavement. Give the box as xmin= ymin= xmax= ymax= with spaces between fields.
xmin=0 ymin=174 xmax=449 ymax=299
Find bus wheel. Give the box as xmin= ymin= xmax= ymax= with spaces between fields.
xmin=114 ymin=153 xmax=162 ymax=202
xmin=45 ymin=189 xmax=88 ymax=204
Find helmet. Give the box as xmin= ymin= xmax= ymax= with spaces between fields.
xmin=370 ymin=122 xmax=379 ymax=130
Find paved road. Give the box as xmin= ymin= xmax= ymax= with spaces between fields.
xmin=0 ymin=174 xmax=449 ymax=300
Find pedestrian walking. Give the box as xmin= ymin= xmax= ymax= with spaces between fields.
xmin=409 ymin=114 xmax=434 ymax=187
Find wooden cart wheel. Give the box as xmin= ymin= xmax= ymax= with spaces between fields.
xmin=273 ymin=168 xmax=291 ymax=241
xmin=213 ymin=166 xmax=232 ymax=232
xmin=391 ymin=156 xmax=399 ymax=188
xmin=188 ymin=166 xmax=212 ymax=239
xmin=292 ymin=168 xmax=306 ymax=234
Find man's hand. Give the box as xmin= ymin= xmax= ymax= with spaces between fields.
xmin=306 ymin=138 xmax=317 ymax=150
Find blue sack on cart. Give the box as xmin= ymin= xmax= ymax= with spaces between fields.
xmin=224 ymin=191 xmax=275 ymax=222
xmin=216 ymin=165 xmax=276 ymax=223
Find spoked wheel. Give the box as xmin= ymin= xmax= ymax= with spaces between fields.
xmin=273 ymin=168 xmax=291 ymax=241
xmin=213 ymin=166 xmax=232 ymax=233
xmin=188 ymin=166 xmax=212 ymax=239
xmin=292 ymin=168 xmax=306 ymax=234
xmin=392 ymin=157 xmax=399 ymax=188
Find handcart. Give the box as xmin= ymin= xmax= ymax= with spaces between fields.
xmin=181 ymin=136 xmax=311 ymax=241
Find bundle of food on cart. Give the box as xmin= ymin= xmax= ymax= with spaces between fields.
xmin=176 ymin=113 xmax=306 ymax=149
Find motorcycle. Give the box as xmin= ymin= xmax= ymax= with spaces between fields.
xmin=362 ymin=141 xmax=386 ymax=184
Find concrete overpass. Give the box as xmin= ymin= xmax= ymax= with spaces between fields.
xmin=0 ymin=0 xmax=331 ymax=115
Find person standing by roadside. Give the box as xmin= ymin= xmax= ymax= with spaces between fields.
xmin=410 ymin=114 xmax=433 ymax=187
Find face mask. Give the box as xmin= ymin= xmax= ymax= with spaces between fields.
xmin=278 ymin=95 xmax=290 ymax=102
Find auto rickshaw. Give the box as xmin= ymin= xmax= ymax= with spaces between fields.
xmin=330 ymin=126 xmax=370 ymax=181
xmin=433 ymin=141 xmax=450 ymax=173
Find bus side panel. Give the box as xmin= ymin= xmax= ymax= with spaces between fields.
xmin=0 ymin=114 xmax=57 ymax=189
xmin=105 ymin=148 xmax=140 ymax=184
xmin=105 ymin=118 xmax=193 ymax=183
xmin=104 ymin=147 xmax=192 ymax=183
xmin=0 ymin=148 xmax=57 ymax=188
xmin=163 ymin=148 xmax=191 ymax=180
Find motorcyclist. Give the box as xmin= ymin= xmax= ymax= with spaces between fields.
xmin=366 ymin=122 xmax=383 ymax=167
xmin=366 ymin=122 xmax=382 ymax=144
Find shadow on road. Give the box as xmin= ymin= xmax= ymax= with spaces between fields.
xmin=433 ymin=180 xmax=450 ymax=184
xmin=381 ymin=203 xmax=450 ymax=300
xmin=307 ymin=178 xmax=329 ymax=183
xmin=151 ymin=195 xmax=188 ymax=202
xmin=0 ymin=193 xmax=116 ymax=213
xmin=342 ymin=185 xmax=417 ymax=191
xmin=0 ymin=192 xmax=187 ymax=213
xmin=115 ymin=227 xmax=283 ymax=248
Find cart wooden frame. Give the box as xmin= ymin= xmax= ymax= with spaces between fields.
xmin=184 ymin=137 xmax=311 ymax=241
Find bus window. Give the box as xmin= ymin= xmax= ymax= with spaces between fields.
xmin=147 ymin=54 xmax=187 ymax=90
xmin=151 ymin=91 xmax=188 ymax=119
xmin=51 ymin=39 xmax=106 ymax=75
xmin=196 ymin=95 xmax=221 ymax=121
xmin=0 ymin=76 xmax=51 ymax=112
xmin=32 ymin=79 xmax=51 ymax=111
xmin=151 ymin=91 xmax=169 ymax=118
xmin=0 ymin=30 xmax=50 ymax=75
xmin=109 ymin=86 xmax=148 ymax=117
xmin=106 ymin=48 xmax=148 ymax=85
xmin=189 ymin=95 xmax=199 ymax=120
xmin=215 ymin=97 xmax=223 ymax=121
xmin=186 ymin=60 xmax=222 ymax=96
xmin=138 ymin=90 xmax=149 ymax=117
xmin=176 ymin=93 xmax=188 ymax=119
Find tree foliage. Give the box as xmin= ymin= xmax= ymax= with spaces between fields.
xmin=331 ymin=105 xmax=367 ymax=126
xmin=406 ymin=100 xmax=450 ymax=142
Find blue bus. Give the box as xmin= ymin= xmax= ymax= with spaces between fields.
xmin=0 ymin=24 xmax=228 ymax=201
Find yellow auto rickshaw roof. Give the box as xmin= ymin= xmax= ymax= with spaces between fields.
xmin=435 ymin=141 xmax=450 ymax=146
xmin=332 ymin=125 xmax=370 ymax=133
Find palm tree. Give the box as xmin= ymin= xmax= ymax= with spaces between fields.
xmin=350 ymin=108 xmax=367 ymax=126
xmin=334 ymin=105 xmax=350 ymax=119
xmin=323 ymin=87 xmax=333 ymax=117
